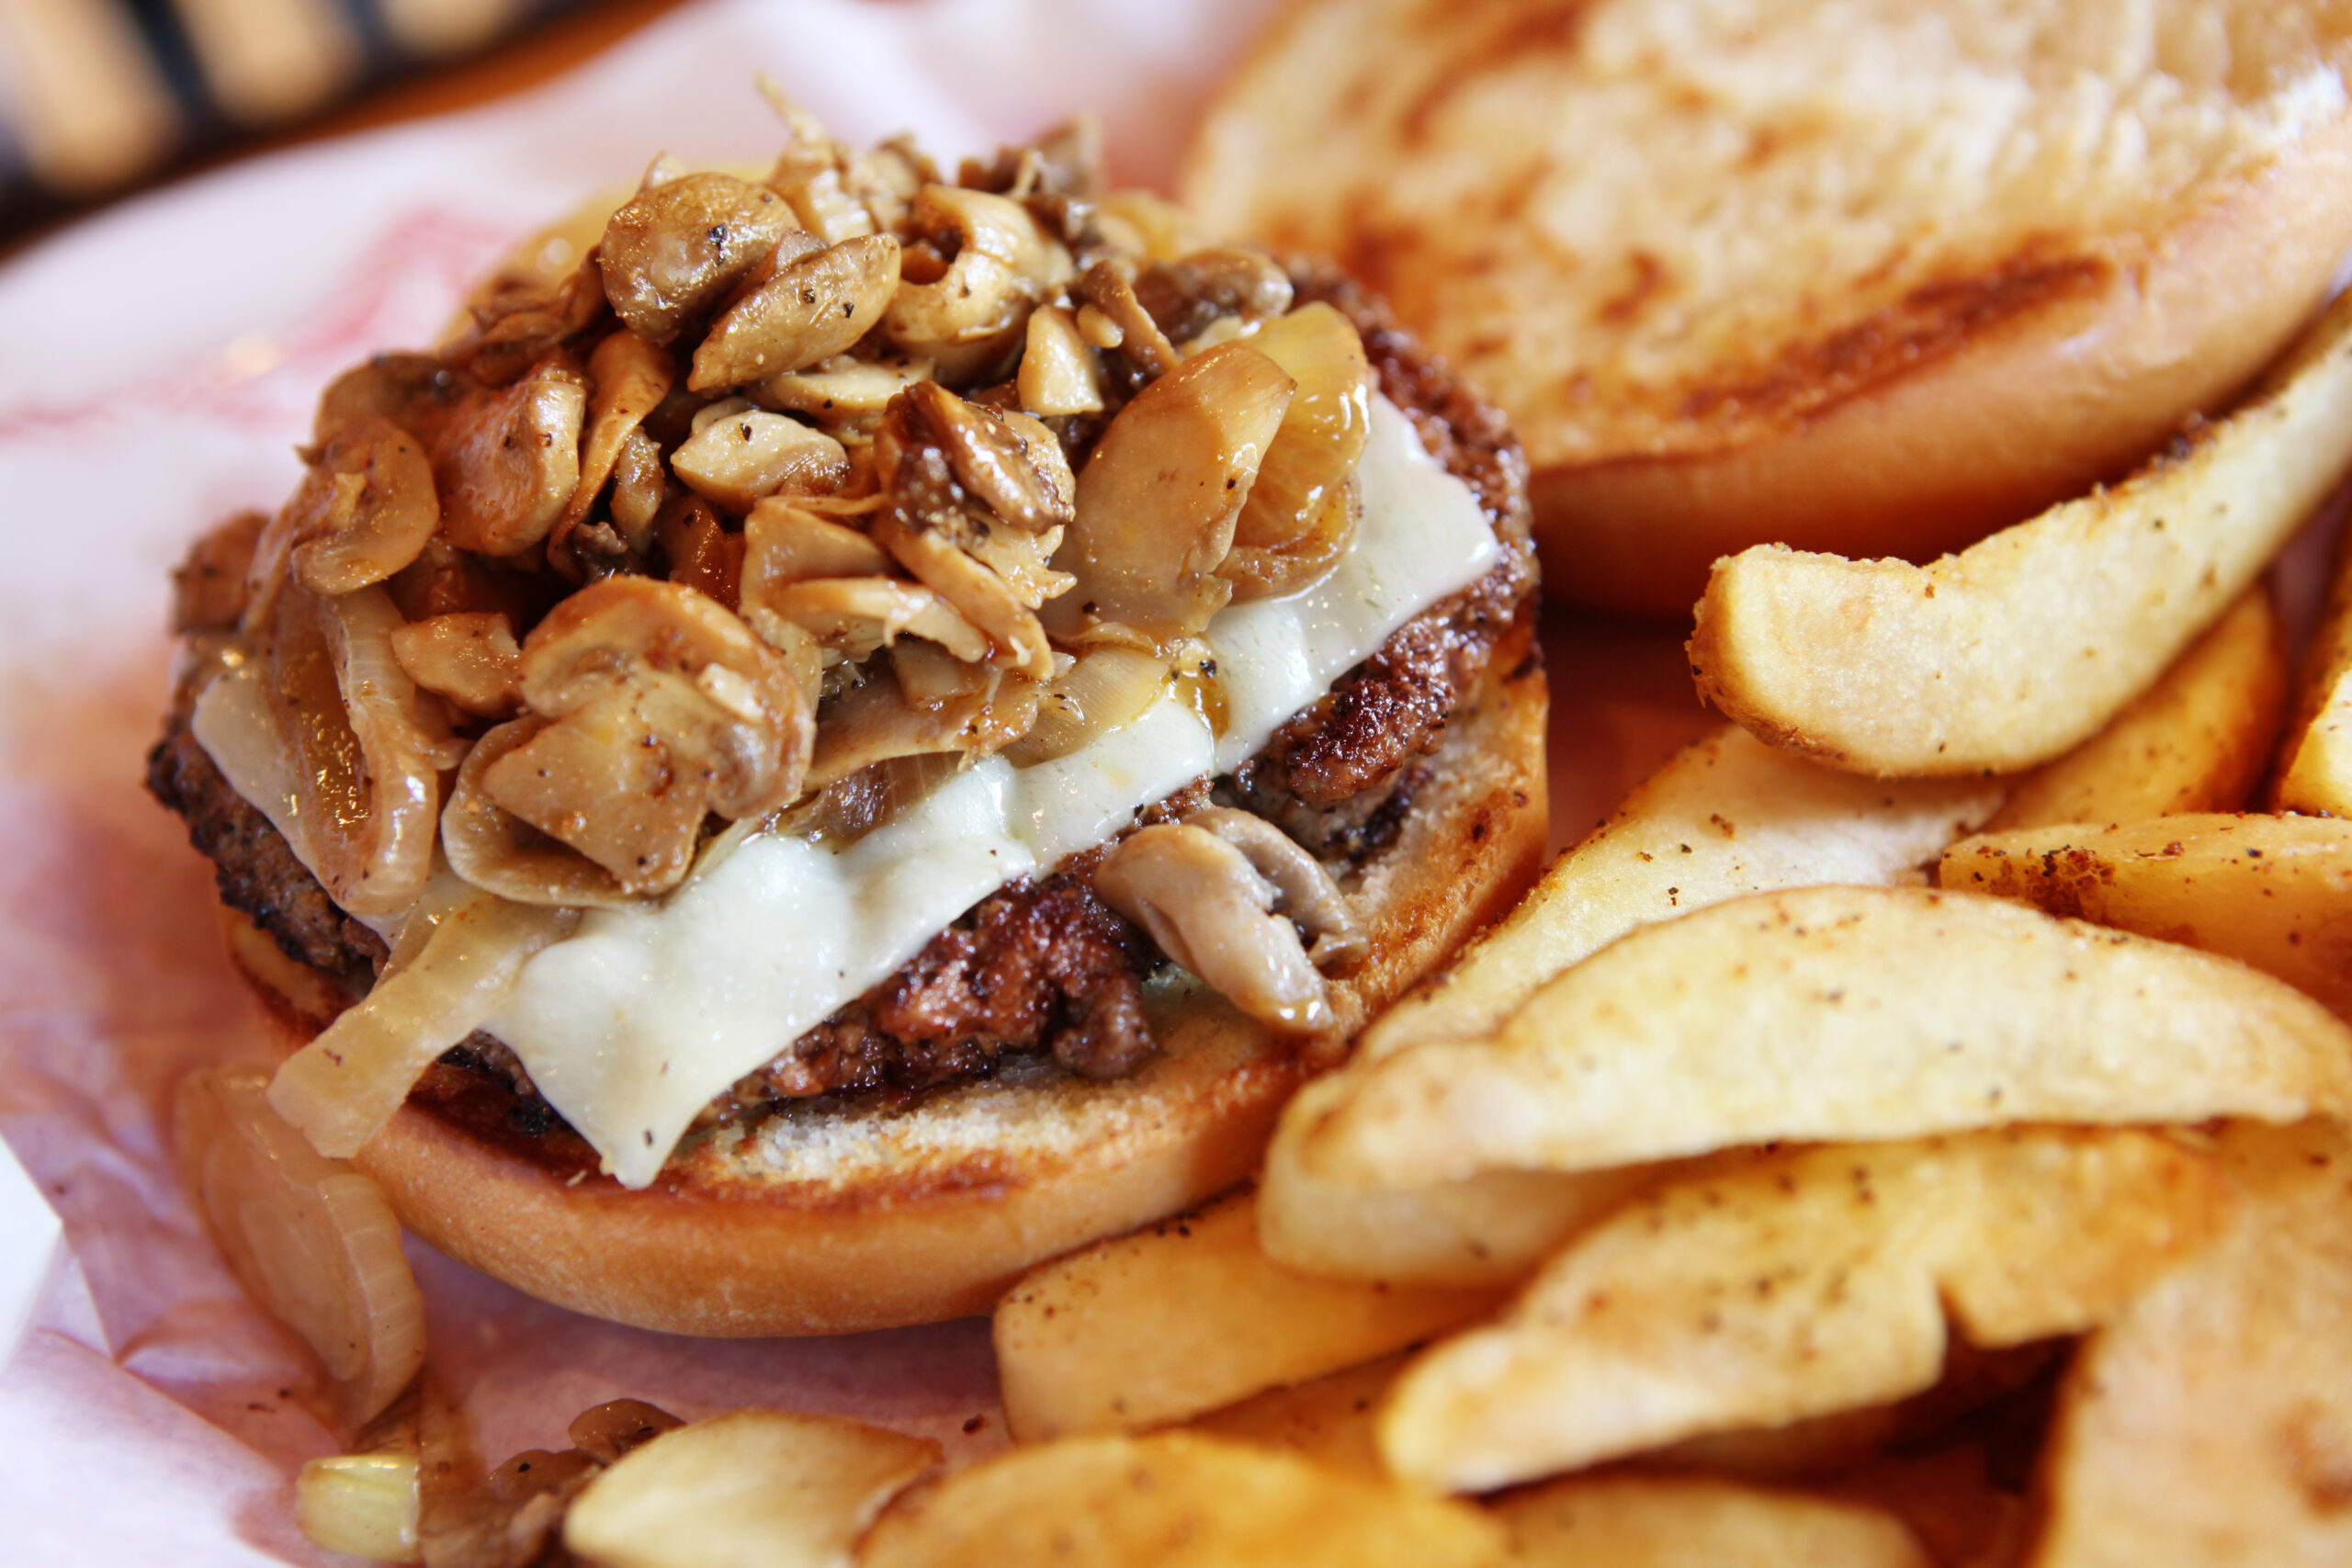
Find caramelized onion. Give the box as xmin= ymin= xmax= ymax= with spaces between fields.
xmin=258 ymin=584 xmax=443 ymax=919
xmin=1002 ymin=645 xmax=1170 ymax=766
xmin=1043 ymin=342 xmax=1295 ymax=649
xmin=388 ymin=612 xmax=523 ymax=719
xmin=809 ymin=661 xmax=1041 ymax=786
xmin=176 ymin=1066 xmax=427 ymax=1431
xmin=268 ymin=888 xmax=582 ymax=1159
xmin=1219 ymin=302 xmax=1373 ymax=601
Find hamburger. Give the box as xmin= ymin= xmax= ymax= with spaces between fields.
xmin=147 ymin=110 xmax=1546 ymax=1336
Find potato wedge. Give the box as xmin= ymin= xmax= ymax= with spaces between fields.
xmin=857 ymin=1431 xmax=1508 ymax=1567
xmin=1302 ymin=885 xmax=2352 ymax=1192
xmin=2029 ymin=1120 xmax=2352 ymax=1566
xmin=1984 ymin=585 xmax=2286 ymax=831
xmin=560 ymin=1409 xmax=939 ymax=1568
xmin=1941 ymin=812 xmax=2352 ymax=1015
xmin=994 ymin=1189 xmax=1501 ymax=1441
xmin=2275 ymin=521 xmax=2352 ymax=816
xmin=1494 ymin=1473 xmax=1931 ymax=1568
xmin=1181 ymin=1352 xmax=1408 ymax=1482
xmin=1688 ymin=283 xmax=2352 ymax=777
xmin=1379 ymin=1128 xmax=2227 ymax=1492
xmin=1360 ymin=726 xmax=2003 ymax=1065
xmin=1259 ymin=728 xmax=2000 ymax=1288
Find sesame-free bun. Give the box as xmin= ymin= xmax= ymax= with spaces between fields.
xmin=1182 ymin=0 xmax=2352 ymax=617
xmin=228 ymin=643 xmax=1546 ymax=1337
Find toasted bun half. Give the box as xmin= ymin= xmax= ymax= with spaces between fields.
xmin=1183 ymin=0 xmax=2352 ymax=617
xmin=226 ymin=639 xmax=1546 ymax=1337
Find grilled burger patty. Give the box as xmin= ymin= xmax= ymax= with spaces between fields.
xmin=147 ymin=262 xmax=1534 ymax=1133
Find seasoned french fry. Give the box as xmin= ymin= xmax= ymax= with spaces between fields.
xmin=1259 ymin=729 xmax=2001 ymax=1288
xmin=1182 ymin=1351 xmax=1409 ymax=1481
xmin=1689 ymin=284 xmax=2352 ymax=777
xmin=1941 ymin=812 xmax=2352 ymax=1014
xmin=2029 ymin=1120 xmax=2352 ymax=1565
xmin=2274 ymin=519 xmax=2352 ymax=816
xmin=560 ymin=1410 xmax=939 ymax=1568
xmin=1302 ymin=886 xmax=2352 ymax=1193
xmin=858 ymin=1431 xmax=1509 ymax=1567
xmin=1359 ymin=726 xmax=2003 ymax=1065
xmin=1494 ymin=1473 xmax=1931 ymax=1568
xmin=994 ymin=1189 xmax=1501 ymax=1441
xmin=1379 ymin=1128 xmax=2227 ymax=1491
xmin=1985 ymin=585 xmax=2286 ymax=830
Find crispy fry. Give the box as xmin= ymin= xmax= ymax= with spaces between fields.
xmin=1378 ymin=1128 xmax=2227 ymax=1491
xmin=1941 ymin=812 xmax=2352 ymax=1014
xmin=1688 ymin=286 xmax=2352 ymax=777
xmin=1180 ymin=1352 xmax=1408 ymax=1481
xmin=858 ymin=1431 xmax=1509 ymax=1567
xmin=2275 ymin=514 xmax=2352 ymax=816
xmin=1302 ymin=886 xmax=2352 ymax=1193
xmin=994 ymin=1189 xmax=1501 ymax=1441
xmin=1493 ymin=1473 xmax=1932 ymax=1568
xmin=1985 ymin=585 xmax=2286 ymax=830
xmin=1259 ymin=730 xmax=2000 ymax=1288
xmin=2028 ymin=1121 xmax=2352 ymax=1565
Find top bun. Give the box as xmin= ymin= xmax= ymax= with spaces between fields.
xmin=1182 ymin=0 xmax=2352 ymax=617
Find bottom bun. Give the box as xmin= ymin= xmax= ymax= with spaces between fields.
xmin=227 ymin=636 xmax=1547 ymax=1337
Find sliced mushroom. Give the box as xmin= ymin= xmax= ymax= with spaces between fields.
xmin=1091 ymin=189 xmax=1210 ymax=263
xmin=1134 ymin=248 xmax=1296 ymax=344
xmin=480 ymin=578 xmax=814 ymax=896
xmin=1075 ymin=257 xmax=1179 ymax=382
xmin=884 ymin=185 xmax=1072 ymax=380
xmin=607 ymin=424 xmax=668 ymax=548
xmin=441 ymin=716 xmax=645 ymax=908
xmin=599 ymin=171 xmax=802 ymax=344
xmin=763 ymin=90 xmax=886 ymax=244
xmin=1041 ymin=341 xmax=1295 ymax=649
xmin=899 ymin=381 xmax=1076 ymax=534
xmin=741 ymin=500 xmax=895 ymax=594
xmin=389 ymin=611 xmax=524 ymax=718
xmin=671 ymin=401 xmax=850 ymax=513
xmin=1093 ymin=822 xmax=1336 ymax=1034
xmin=1017 ymin=305 xmax=1103 ymax=417
xmin=444 ymin=260 xmax=608 ymax=387
xmin=870 ymin=508 xmax=1056 ymax=679
xmin=1182 ymin=807 xmax=1363 ymax=966
xmin=761 ymin=576 xmax=993 ymax=665
xmin=275 ymin=417 xmax=441 ymax=598
xmin=255 ymin=583 xmax=444 ymax=919
xmin=433 ymin=359 xmax=589 ymax=557
xmin=555 ymin=329 xmax=676 ymax=547
xmin=691 ymin=234 xmax=900 ymax=393
xmin=755 ymin=357 xmax=933 ymax=423
xmin=313 ymin=353 xmax=469 ymax=447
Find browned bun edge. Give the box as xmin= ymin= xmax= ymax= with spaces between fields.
xmin=1536 ymin=118 xmax=2352 ymax=620
xmin=227 ymin=635 xmax=1547 ymax=1337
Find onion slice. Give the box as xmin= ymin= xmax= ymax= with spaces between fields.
xmin=268 ymin=889 xmax=581 ymax=1159
xmin=175 ymin=1066 xmax=427 ymax=1432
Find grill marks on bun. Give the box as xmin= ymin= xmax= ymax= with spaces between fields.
xmin=1183 ymin=0 xmax=2352 ymax=615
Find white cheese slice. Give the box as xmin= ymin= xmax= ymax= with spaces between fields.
xmin=199 ymin=394 xmax=1499 ymax=1187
